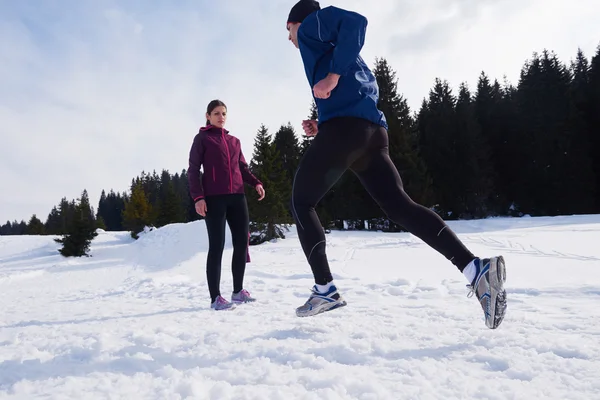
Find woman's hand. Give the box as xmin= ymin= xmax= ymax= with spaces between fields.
xmin=195 ymin=199 xmax=207 ymax=216
xmin=256 ymin=184 xmax=266 ymax=201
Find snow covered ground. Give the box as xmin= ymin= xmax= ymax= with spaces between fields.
xmin=1 ymin=215 xmax=600 ymax=399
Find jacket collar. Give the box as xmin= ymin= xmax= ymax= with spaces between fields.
xmin=200 ymin=124 xmax=229 ymax=134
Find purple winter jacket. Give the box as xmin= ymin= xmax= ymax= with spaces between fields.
xmin=188 ymin=125 xmax=262 ymax=203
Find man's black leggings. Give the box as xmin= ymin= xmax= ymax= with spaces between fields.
xmin=204 ymin=194 xmax=249 ymax=302
xmin=291 ymin=116 xmax=476 ymax=285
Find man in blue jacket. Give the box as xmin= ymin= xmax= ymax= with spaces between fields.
xmin=286 ymin=0 xmax=507 ymax=329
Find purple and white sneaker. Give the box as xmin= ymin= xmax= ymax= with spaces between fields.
xmin=211 ymin=295 xmax=235 ymax=311
xmin=231 ymin=289 xmax=256 ymax=304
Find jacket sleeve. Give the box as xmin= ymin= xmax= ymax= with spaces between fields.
xmin=239 ymin=146 xmax=262 ymax=187
xmin=310 ymin=6 xmax=368 ymax=76
xmin=188 ymin=133 xmax=205 ymax=202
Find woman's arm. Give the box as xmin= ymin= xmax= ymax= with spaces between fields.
xmin=188 ymin=133 xmax=206 ymax=202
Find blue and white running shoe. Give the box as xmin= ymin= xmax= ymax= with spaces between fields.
xmin=467 ymin=256 xmax=507 ymax=329
xmin=296 ymin=284 xmax=347 ymax=317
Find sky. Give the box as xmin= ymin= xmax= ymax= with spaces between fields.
xmin=1 ymin=0 xmax=599 ymax=224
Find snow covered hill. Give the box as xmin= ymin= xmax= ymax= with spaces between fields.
xmin=1 ymin=215 xmax=600 ymax=399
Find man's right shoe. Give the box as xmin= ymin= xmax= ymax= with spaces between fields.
xmin=296 ymin=284 xmax=347 ymax=317
xmin=467 ymin=256 xmax=507 ymax=329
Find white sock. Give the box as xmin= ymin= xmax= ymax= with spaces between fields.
xmin=463 ymin=259 xmax=478 ymax=284
xmin=315 ymin=281 xmax=334 ymax=293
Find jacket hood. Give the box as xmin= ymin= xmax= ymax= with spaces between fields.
xmin=200 ymin=124 xmax=229 ymax=134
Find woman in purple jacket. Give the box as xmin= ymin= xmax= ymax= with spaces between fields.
xmin=188 ymin=99 xmax=266 ymax=311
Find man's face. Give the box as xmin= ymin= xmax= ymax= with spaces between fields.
xmin=287 ymin=22 xmax=300 ymax=49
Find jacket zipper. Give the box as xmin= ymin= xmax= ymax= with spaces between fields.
xmin=222 ymin=129 xmax=233 ymax=193
xmin=212 ymin=166 xmax=215 ymax=181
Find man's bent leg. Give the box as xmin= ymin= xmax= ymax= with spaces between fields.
xmin=291 ymin=137 xmax=350 ymax=284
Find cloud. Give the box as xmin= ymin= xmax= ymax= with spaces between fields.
xmin=1 ymin=0 xmax=599 ymax=223
xmin=378 ymin=0 xmax=600 ymax=105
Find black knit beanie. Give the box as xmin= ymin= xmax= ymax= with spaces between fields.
xmin=287 ymin=0 xmax=321 ymax=24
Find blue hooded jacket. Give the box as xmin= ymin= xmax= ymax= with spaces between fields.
xmin=297 ymin=6 xmax=387 ymax=129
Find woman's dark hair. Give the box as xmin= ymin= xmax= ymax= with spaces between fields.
xmin=205 ymin=99 xmax=227 ymax=126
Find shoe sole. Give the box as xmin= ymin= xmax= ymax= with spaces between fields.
xmin=487 ymin=256 xmax=507 ymax=329
xmin=212 ymin=304 xmax=236 ymax=311
xmin=296 ymin=299 xmax=347 ymax=317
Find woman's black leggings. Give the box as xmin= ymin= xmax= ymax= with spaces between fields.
xmin=291 ymin=117 xmax=476 ymax=285
xmin=204 ymin=193 xmax=249 ymax=302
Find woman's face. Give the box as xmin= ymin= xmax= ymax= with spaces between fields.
xmin=206 ymin=106 xmax=227 ymax=128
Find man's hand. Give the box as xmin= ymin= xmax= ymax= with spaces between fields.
xmin=313 ymin=73 xmax=340 ymax=99
xmin=195 ymin=199 xmax=207 ymax=217
xmin=302 ymin=119 xmax=318 ymax=136
xmin=256 ymin=184 xmax=266 ymax=201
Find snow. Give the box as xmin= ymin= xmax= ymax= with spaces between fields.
xmin=1 ymin=215 xmax=600 ymax=399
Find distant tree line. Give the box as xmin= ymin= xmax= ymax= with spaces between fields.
xmin=2 ymin=44 xmax=599 ymax=247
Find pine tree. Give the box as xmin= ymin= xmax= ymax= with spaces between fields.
xmin=274 ymin=123 xmax=301 ymax=181
xmin=417 ymin=78 xmax=461 ymax=218
xmin=55 ymin=190 xmax=98 ymax=257
xmin=498 ymin=79 xmax=522 ymax=215
xmin=122 ymin=181 xmax=153 ymax=239
xmin=454 ymin=83 xmax=493 ymax=218
xmin=176 ymin=169 xmax=198 ymax=223
xmin=156 ymin=170 xmax=185 ymax=227
xmin=273 ymin=122 xmax=301 ymax=221
xmin=53 ymin=197 xmax=77 ymax=235
xmin=474 ymin=73 xmax=520 ymax=215
xmin=570 ymin=49 xmax=590 ymax=119
xmin=0 ymin=220 xmax=26 ymax=235
xmin=96 ymin=190 xmax=108 ymax=228
xmin=26 ymin=214 xmax=45 ymax=235
xmin=13 ymin=220 xmax=27 ymax=235
xmin=569 ymin=48 xmax=598 ymax=211
xmin=417 ymin=80 xmax=493 ymax=219
xmin=104 ymin=190 xmax=126 ymax=231
xmin=96 ymin=216 xmax=107 ymax=230
xmin=0 ymin=221 xmax=11 ymax=235
xmin=44 ymin=206 xmax=62 ymax=235
xmin=247 ymin=124 xmax=290 ymax=243
xmin=81 ymin=190 xmax=96 ymax=223
xmin=515 ymin=50 xmax=595 ymax=215
xmin=587 ymin=45 xmax=600 ymax=208
xmin=130 ymin=171 xmax=161 ymax=226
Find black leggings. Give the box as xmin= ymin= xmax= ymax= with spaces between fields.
xmin=291 ymin=117 xmax=475 ymax=285
xmin=204 ymin=194 xmax=249 ymax=302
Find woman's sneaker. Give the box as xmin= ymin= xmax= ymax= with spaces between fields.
xmin=467 ymin=256 xmax=507 ymax=329
xmin=211 ymin=295 xmax=236 ymax=311
xmin=231 ymin=289 xmax=256 ymax=304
